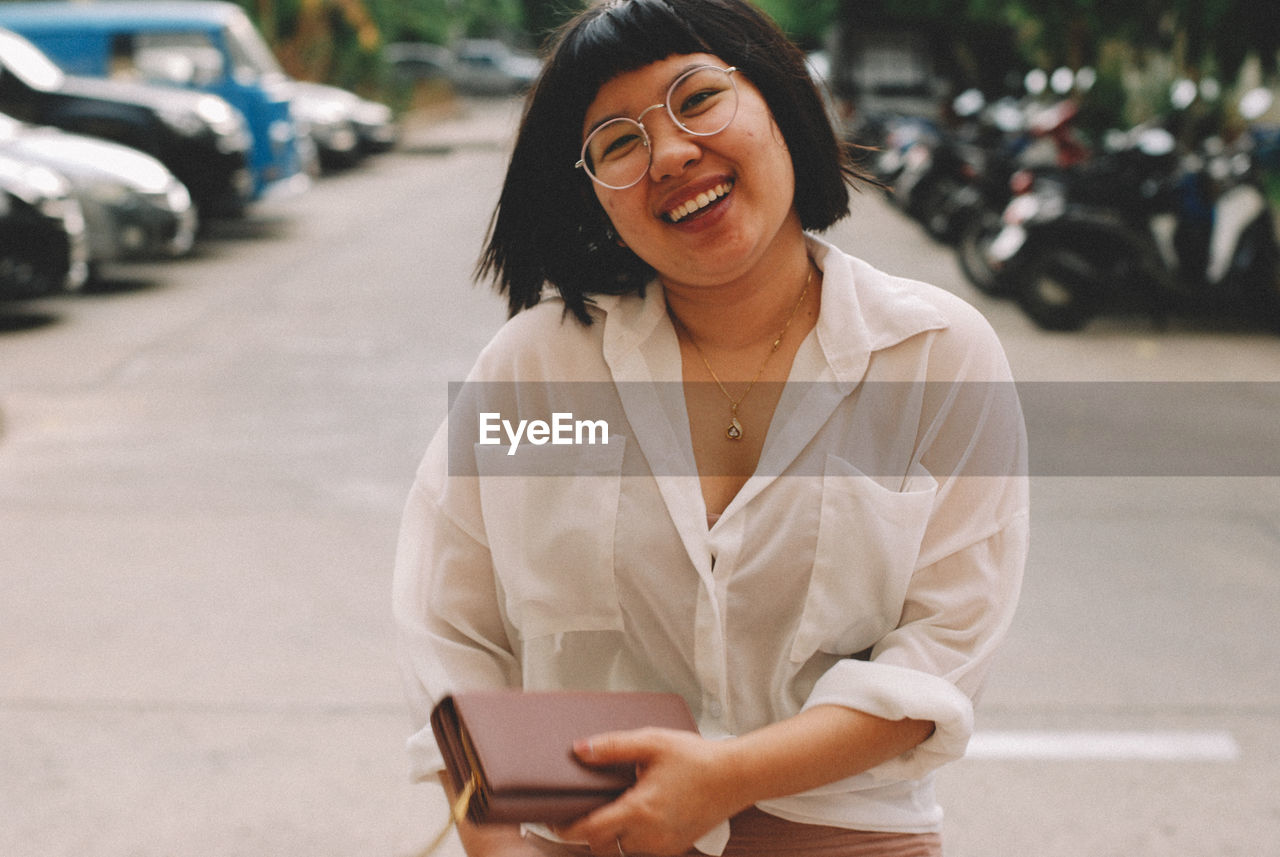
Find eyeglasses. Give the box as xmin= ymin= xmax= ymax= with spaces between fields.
xmin=576 ymin=65 xmax=739 ymax=190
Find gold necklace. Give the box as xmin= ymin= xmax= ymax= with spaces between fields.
xmin=673 ymin=264 xmax=813 ymax=441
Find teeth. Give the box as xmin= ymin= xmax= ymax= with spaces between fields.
xmin=667 ymin=181 xmax=732 ymax=222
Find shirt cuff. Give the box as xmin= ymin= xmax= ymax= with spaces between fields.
xmin=802 ymin=659 xmax=974 ymax=781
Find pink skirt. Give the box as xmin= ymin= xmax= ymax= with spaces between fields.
xmin=525 ymin=807 xmax=942 ymax=857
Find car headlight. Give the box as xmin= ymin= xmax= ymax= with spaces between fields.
xmin=164 ymin=181 xmax=192 ymax=212
xmin=22 ymin=163 xmax=69 ymax=200
xmin=353 ymin=101 xmax=392 ymax=125
xmin=195 ymin=96 xmax=242 ymax=135
xmin=197 ymin=97 xmax=253 ymax=153
xmin=296 ymin=100 xmax=346 ymax=128
xmin=155 ymin=103 xmax=208 ymax=137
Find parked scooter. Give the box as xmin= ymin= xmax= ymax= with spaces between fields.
xmin=987 ymin=89 xmax=1278 ymax=331
xmin=951 ymin=93 xmax=1091 ymax=294
xmin=885 ymin=73 xmax=1093 ymax=277
xmin=872 ymin=114 xmax=940 ymax=196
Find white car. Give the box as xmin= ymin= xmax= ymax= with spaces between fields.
xmin=0 ymin=111 xmax=196 ymax=278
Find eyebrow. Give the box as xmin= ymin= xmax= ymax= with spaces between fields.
xmin=583 ymin=61 xmax=710 ymax=137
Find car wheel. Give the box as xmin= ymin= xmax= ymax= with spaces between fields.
xmin=0 ymin=254 xmax=62 ymax=299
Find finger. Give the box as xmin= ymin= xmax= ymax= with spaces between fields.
xmin=574 ymin=728 xmax=661 ymax=766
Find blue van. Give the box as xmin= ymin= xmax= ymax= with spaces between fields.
xmin=0 ymin=0 xmax=306 ymax=201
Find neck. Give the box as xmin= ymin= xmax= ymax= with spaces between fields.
xmin=664 ymin=245 xmax=816 ymax=352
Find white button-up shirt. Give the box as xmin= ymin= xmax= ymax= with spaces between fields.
xmin=394 ymin=236 xmax=1029 ymax=843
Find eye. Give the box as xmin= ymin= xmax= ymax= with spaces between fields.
xmin=678 ymin=87 xmax=722 ymax=115
xmin=670 ymin=67 xmax=735 ymax=125
xmin=600 ymin=131 xmax=643 ymax=159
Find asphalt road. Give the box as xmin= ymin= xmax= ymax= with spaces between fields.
xmin=2 ymin=97 xmax=1278 ymax=857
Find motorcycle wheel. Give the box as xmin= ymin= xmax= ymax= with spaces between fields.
xmin=956 ymin=210 xmax=1012 ymax=296
xmin=1017 ymin=249 xmax=1100 ymax=332
xmin=917 ymin=179 xmax=963 ymax=242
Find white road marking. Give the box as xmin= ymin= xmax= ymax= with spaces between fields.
xmin=968 ymin=730 xmax=1241 ymax=761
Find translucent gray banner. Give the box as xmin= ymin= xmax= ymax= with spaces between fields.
xmin=446 ymin=382 xmax=1279 ymax=477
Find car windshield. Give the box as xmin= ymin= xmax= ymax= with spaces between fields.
xmin=224 ymin=10 xmax=283 ymax=80
xmin=0 ymin=29 xmax=66 ymax=91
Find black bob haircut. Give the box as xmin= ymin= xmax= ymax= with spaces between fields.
xmin=478 ymin=0 xmax=868 ymax=325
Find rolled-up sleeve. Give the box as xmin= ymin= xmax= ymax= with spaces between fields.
xmin=801 ymin=309 xmax=1030 ymax=783
xmin=801 ymin=510 xmax=1029 ymax=781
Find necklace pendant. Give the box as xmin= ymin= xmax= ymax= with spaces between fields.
xmin=726 ymin=417 xmax=744 ymax=441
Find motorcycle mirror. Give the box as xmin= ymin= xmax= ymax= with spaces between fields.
xmin=953 ymin=88 xmax=985 ymax=117
xmin=1170 ymin=79 xmax=1197 ymax=110
xmin=1050 ymin=67 xmax=1075 ymax=95
xmin=1025 ymin=69 xmax=1048 ymax=96
xmin=1239 ymin=87 xmax=1274 ymax=121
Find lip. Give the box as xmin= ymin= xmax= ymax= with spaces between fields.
xmin=656 ymin=174 xmax=734 ymax=222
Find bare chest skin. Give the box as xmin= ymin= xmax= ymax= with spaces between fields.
xmin=676 ymin=288 xmax=819 ymax=517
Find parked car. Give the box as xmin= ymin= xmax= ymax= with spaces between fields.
xmin=0 ymin=0 xmax=307 ymax=202
xmin=0 ymin=111 xmax=196 ymax=279
xmin=286 ymin=80 xmax=396 ymax=170
xmin=0 ymin=152 xmax=88 ymax=297
xmin=0 ymin=27 xmax=253 ymax=217
xmin=451 ymin=39 xmax=541 ymax=95
xmin=384 ymin=41 xmax=454 ymax=85
xmin=388 ymin=39 xmax=541 ymax=97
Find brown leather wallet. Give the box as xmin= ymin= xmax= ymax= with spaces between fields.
xmin=430 ymin=690 xmax=699 ymax=824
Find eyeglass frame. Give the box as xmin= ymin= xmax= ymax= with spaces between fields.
xmin=575 ymin=65 xmax=740 ymax=190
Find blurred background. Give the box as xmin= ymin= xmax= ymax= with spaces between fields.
xmin=1 ymin=2 xmax=1277 ymax=857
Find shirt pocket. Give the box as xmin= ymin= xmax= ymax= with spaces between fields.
xmin=475 ymin=438 xmax=627 ymax=640
xmin=789 ymin=454 xmax=938 ymax=664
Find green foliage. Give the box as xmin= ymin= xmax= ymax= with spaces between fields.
xmin=237 ymin=0 xmax=1277 ymax=124
xmin=381 ymin=0 xmax=456 ymax=45
xmin=751 ymin=0 xmax=839 ymax=46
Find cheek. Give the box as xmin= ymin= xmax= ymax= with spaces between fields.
xmin=597 ymin=191 xmax=648 ymax=235
xmin=590 ymin=189 xmax=626 ymax=234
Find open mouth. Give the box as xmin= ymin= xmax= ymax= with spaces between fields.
xmin=664 ymin=180 xmax=733 ymax=223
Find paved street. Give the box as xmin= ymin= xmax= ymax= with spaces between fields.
xmin=2 ymin=96 xmax=1278 ymax=857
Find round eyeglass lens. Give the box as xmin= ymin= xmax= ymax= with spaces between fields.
xmin=580 ymin=66 xmax=738 ymax=189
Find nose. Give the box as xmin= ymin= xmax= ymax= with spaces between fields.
xmin=644 ymin=112 xmax=702 ymax=182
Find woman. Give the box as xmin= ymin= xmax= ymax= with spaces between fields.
xmin=394 ymin=1 xmax=1029 ymax=855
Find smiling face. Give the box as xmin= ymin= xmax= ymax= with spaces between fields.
xmin=581 ymin=52 xmax=803 ymax=291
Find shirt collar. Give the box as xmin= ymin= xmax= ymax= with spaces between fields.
xmin=594 ymin=234 xmax=951 ymax=384
xmin=806 ymin=234 xmax=949 ymax=389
